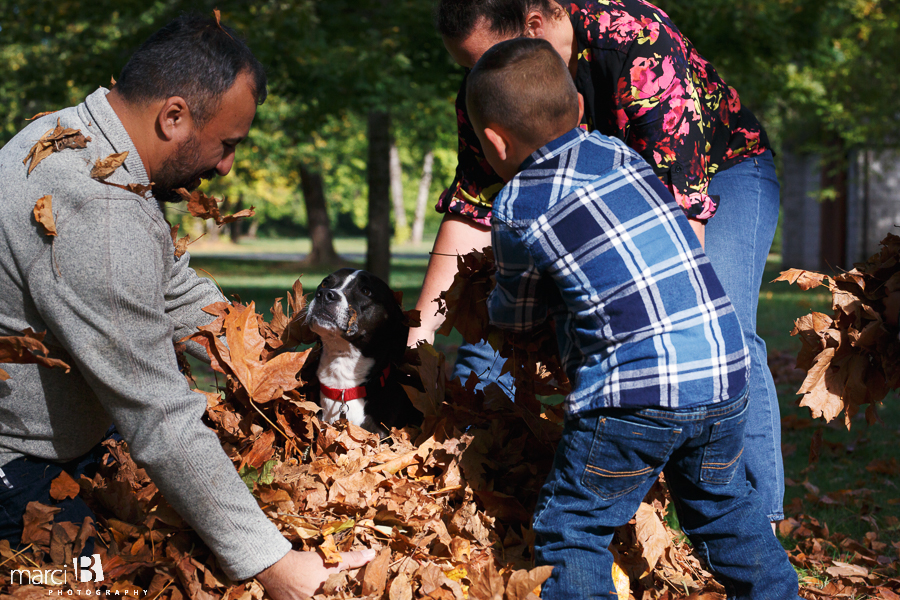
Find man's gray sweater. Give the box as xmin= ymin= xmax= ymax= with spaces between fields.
xmin=0 ymin=88 xmax=291 ymax=579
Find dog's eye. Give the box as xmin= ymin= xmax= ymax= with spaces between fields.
xmin=360 ymin=286 xmax=372 ymax=297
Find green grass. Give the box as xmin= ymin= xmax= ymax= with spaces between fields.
xmin=187 ymin=239 xmax=900 ymax=556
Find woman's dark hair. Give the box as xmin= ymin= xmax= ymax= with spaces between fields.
xmin=436 ymin=0 xmax=564 ymax=39
xmin=114 ymin=14 xmax=267 ymax=128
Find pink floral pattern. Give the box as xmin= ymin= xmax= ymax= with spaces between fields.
xmin=436 ymin=0 xmax=771 ymax=225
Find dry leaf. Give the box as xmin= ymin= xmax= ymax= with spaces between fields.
xmin=23 ymin=118 xmax=91 ymax=175
xmin=26 ymin=111 xmax=57 ymax=121
xmin=171 ymin=225 xmax=190 ymax=258
xmin=506 ymin=565 xmax=553 ymax=600
xmin=49 ymin=471 xmax=80 ymax=501
xmin=32 ymin=195 xmax=57 ymax=237
xmin=361 ymin=548 xmax=391 ymax=596
xmin=772 ymin=269 xmax=827 ymax=291
xmin=0 ymin=328 xmax=71 ymax=373
xmin=100 ymin=180 xmax=153 ymax=196
xmin=90 ymin=150 xmax=129 ymax=180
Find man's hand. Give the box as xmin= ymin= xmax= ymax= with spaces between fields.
xmin=256 ymin=549 xmax=375 ymax=600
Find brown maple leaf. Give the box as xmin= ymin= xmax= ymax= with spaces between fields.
xmin=23 ymin=118 xmax=91 ymax=175
xmin=772 ymin=268 xmax=828 ymax=291
xmin=90 ymin=150 xmax=129 ymax=180
xmin=33 ymin=195 xmax=57 ymax=237
xmin=50 ymin=471 xmax=81 ymax=501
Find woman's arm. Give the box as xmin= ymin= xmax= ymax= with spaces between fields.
xmin=408 ymin=213 xmax=492 ymax=346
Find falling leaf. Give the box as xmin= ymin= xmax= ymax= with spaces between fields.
xmin=90 ymin=150 xmax=129 ymax=180
xmin=772 ymin=269 xmax=828 ymax=291
xmin=176 ymin=188 xmax=255 ymax=226
xmin=23 ymin=118 xmax=91 ymax=175
xmin=32 ymin=195 xmax=57 ymax=237
xmin=49 ymin=471 xmax=81 ymax=501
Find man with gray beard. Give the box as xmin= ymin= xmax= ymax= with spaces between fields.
xmin=0 ymin=15 xmax=371 ymax=598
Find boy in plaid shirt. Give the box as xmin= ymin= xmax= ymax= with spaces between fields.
xmin=468 ymin=38 xmax=799 ymax=599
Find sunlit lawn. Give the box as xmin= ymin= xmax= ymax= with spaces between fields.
xmin=186 ymin=239 xmax=900 ymax=552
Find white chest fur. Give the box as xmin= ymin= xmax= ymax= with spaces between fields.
xmin=316 ymin=334 xmax=376 ymax=427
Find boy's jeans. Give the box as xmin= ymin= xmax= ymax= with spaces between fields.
xmin=534 ymin=390 xmax=799 ymax=600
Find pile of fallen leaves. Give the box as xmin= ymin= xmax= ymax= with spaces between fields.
xmin=774 ymin=232 xmax=900 ymax=428
xmin=1 ymin=253 xmax=729 ymax=600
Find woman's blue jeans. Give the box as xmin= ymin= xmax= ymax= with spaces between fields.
xmin=533 ymin=390 xmax=799 ymax=600
xmin=706 ymin=150 xmax=784 ymax=521
xmin=454 ymin=150 xmax=785 ymax=521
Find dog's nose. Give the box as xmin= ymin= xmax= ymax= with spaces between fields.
xmin=322 ymin=289 xmax=339 ymax=304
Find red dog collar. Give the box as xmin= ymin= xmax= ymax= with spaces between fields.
xmin=319 ymin=365 xmax=391 ymax=402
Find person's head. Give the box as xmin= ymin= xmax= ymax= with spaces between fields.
xmin=466 ymin=37 xmax=582 ymax=180
xmin=108 ymin=14 xmax=267 ymax=202
xmin=437 ymin=0 xmax=573 ymax=69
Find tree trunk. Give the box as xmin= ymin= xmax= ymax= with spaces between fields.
xmin=411 ymin=149 xmax=434 ymax=245
xmin=367 ymin=110 xmax=392 ymax=281
xmin=390 ymin=142 xmax=408 ymax=242
xmin=819 ymin=138 xmax=848 ymax=270
xmin=300 ymin=162 xmax=340 ymax=265
xmin=246 ymin=219 xmax=260 ymax=239
xmin=206 ymin=218 xmax=219 ymax=242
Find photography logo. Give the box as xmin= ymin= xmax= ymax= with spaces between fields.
xmin=75 ymin=554 xmax=105 ymax=582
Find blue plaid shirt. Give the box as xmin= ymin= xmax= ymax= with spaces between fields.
xmin=488 ymin=129 xmax=749 ymax=413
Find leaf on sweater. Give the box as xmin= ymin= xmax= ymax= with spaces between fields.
xmin=33 ymin=195 xmax=57 ymax=237
xmin=171 ymin=224 xmax=190 ymax=258
xmin=0 ymin=328 xmax=71 ymax=373
xmin=23 ymin=118 xmax=91 ymax=175
xmin=100 ymin=180 xmax=153 ymax=197
xmin=50 ymin=471 xmax=81 ymax=501
xmin=90 ymin=150 xmax=129 ymax=180
xmin=26 ymin=111 xmax=57 ymax=121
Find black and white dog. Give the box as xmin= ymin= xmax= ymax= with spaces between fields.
xmin=303 ymin=268 xmax=421 ymax=437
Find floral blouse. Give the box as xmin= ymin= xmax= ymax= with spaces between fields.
xmin=437 ymin=0 xmax=771 ymax=225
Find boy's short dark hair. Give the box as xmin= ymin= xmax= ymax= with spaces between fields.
xmin=466 ymin=37 xmax=579 ymax=149
xmin=114 ymin=14 xmax=267 ymax=128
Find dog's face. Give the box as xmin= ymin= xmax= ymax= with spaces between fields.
xmin=305 ymin=269 xmax=406 ymax=359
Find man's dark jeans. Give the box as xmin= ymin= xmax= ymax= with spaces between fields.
xmin=0 ymin=437 xmax=114 ymax=556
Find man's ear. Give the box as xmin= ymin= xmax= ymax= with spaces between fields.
xmin=577 ymin=93 xmax=585 ymax=124
xmin=156 ymin=96 xmax=193 ymax=142
xmin=483 ymin=126 xmax=509 ymax=161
